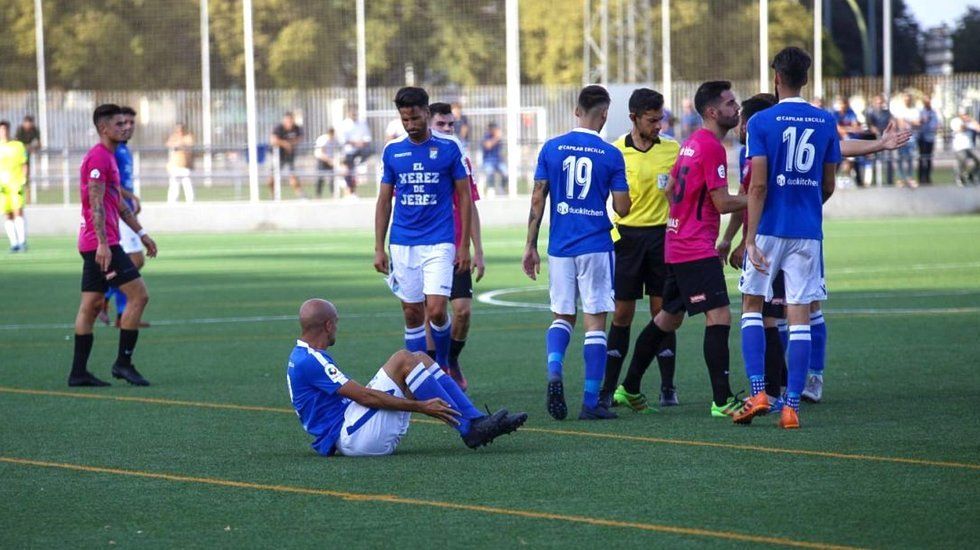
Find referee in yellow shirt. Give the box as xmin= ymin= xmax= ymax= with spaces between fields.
xmin=599 ymin=89 xmax=681 ymax=413
xmin=0 ymin=121 xmax=28 ymax=252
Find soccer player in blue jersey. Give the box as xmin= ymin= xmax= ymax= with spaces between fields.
xmin=523 ymin=85 xmax=631 ymax=421
xmin=100 ymin=106 xmax=150 ymax=328
xmin=374 ymin=87 xmax=472 ymax=374
xmin=737 ymin=47 xmax=841 ymax=429
xmin=287 ymin=299 xmax=526 ymax=456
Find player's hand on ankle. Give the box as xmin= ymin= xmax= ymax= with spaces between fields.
xmin=417 ymin=398 xmax=461 ymax=427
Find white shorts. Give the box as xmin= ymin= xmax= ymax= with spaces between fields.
xmin=738 ymin=235 xmax=826 ymax=305
xmin=119 ymin=222 xmax=143 ymax=254
xmin=335 ymin=369 xmax=411 ymax=457
xmin=548 ymin=251 xmax=616 ymax=315
xmin=387 ymin=243 xmax=455 ymax=303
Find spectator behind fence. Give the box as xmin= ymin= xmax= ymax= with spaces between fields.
xmin=166 ymin=124 xmax=195 ymax=203
xmin=660 ymin=106 xmax=676 ymax=138
xmin=314 ymin=128 xmax=338 ymax=199
xmin=894 ymin=93 xmax=920 ymax=187
xmin=834 ymin=96 xmax=863 ymax=186
xmin=679 ymin=98 xmax=702 ymax=140
xmin=481 ymin=122 xmax=507 ymax=196
xmin=865 ymin=95 xmax=894 ymax=186
xmin=338 ymin=106 xmax=372 ymax=195
xmin=269 ymin=112 xmax=305 ymax=198
xmin=917 ymin=97 xmax=939 ymax=184
xmin=452 ymin=102 xmax=471 ymax=148
xmin=15 ymin=115 xmax=40 ymax=187
xmin=951 ymin=111 xmax=980 ymax=186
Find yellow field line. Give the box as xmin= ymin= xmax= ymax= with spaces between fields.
xmin=0 ymin=455 xmax=862 ymax=549
xmin=2 ymin=386 xmax=977 ymax=471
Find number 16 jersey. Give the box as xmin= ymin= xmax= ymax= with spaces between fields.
xmin=534 ymin=128 xmax=628 ymax=257
xmin=746 ymin=97 xmax=841 ymax=240
xmin=665 ymin=128 xmax=728 ymax=264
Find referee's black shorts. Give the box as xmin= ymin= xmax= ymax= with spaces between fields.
xmin=613 ymin=225 xmax=667 ymax=301
xmin=80 ymin=244 xmax=141 ymax=293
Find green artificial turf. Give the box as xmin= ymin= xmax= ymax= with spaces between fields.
xmin=1 ymin=217 xmax=978 ymax=548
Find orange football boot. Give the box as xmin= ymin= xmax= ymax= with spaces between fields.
xmin=732 ymin=391 xmax=770 ymax=425
xmin=779 ymin=406 xmax=800 ymax=429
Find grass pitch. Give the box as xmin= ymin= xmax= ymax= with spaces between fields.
xmin=1 ymin=216 xmax=979 ymax=548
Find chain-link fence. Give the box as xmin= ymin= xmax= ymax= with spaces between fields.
xmin=1 ymin=0 xmax=977 ymax=205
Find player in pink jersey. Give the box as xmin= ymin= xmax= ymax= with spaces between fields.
xmin=69 ymin=104 xmax=158 ymax=388
xmin=617 ymin=81 xmax=748 ymax=418
xmin=424 ymin=102 xmax=485 ymax=391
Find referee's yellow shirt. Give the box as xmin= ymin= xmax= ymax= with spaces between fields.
xmin=0 ymin=140 xmax=27 ymax=190
xmin=612 ymin=133 xmax=679 ymax=239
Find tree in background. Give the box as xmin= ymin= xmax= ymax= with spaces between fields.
xmin=952 ymin=7 xmax=980 ymax=73
xmin=827 ymin=0 xmax=923 ymax=76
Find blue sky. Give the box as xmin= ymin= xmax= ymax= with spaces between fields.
xmin=904 ymin=0 xmax=977 ymax=29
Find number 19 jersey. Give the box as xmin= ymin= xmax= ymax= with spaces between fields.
xmin=746 ymin=97 xmax=841 ymax=240
xmin=534 ymin=128 xmax=628 ymax=257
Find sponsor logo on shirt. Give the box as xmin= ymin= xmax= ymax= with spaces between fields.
xmin=556 ymin=201 xmax=605 ymax=217
xmin=679 ymin=146 xmax=696 ymax=157
xmin=394 ymin=152 xmax=412 ymax=158
xmin=776 ymin=174 xmax=819 ymax=187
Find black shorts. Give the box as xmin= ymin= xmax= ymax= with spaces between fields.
xmin=662 ymin=257 xmax=730 ymax=316
xmin=762 ymin=271 xmax=787 ymax=319
xmin=450 ymin=269 xmax=473 ymax=301
xmin=614 ymin=225 xmax=667 ymax=300
xmin=80 ymin=245 xmax=141 ymax=293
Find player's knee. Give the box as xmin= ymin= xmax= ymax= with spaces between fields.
xmin=454 ymin=306 xmax=471 ymax=327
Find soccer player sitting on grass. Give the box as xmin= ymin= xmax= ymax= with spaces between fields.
xmin=286 ymin=299 xmax=527 ymax=456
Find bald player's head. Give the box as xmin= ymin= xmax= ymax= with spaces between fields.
xmin=299 ymin=299 xmax=338 ymax=346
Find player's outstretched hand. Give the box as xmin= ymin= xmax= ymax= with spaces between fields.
xmin=729 ymin=243 xmax=745 ymax=270
xmin=473 ymin=251 xmax=486 ymax=282
xmin=880 ymin=120 xmax=912 ymax=151
xmin=745 ymin=242 xmax=769 ymax=274
xmin=141 ymin=235 xmax=158 ymax=258
xmin=456 ymin=246 xmax=472 ymax=274
xmin=418 ymin=398 xmax=461 ymax=427
xmin=522 ymin=247 xmax=540 ymax=280
xmin=374 ymin=250 xmax=389 ymax=275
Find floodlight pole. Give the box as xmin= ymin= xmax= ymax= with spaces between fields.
xmin=356 ymin=0 xmax=367 ymax=114
xmin=201 ymin=0 xmax=213 ymax=187
xmin=814 ymin=0 xmax=824 ymax=99
xmin=759 ymin=0 xmax=769 ymax=93
xmin=243 ymin=0 xmax=260 ymax=202
xmin=505 ymin=0 xmax=521 ymax=198
xmin=661 ymin=0 xmax=671 ymax=108
xmin=883 ymin=0 xmax=892 ymax=100
xmin=33 ymin=0 xmax=48 ymax=201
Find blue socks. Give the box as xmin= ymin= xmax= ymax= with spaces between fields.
xmin=786 ymin=325 xmax=812 ymax=411
xmin=582 ymin=331 xmax=607 ymax=409
xmin=404 ymin=325 xmax=426 ymax=353
xmin=406 ymin=362 xmax=476 ymax=435
xmin=546 ymin=319 xmax=573 ymax=382
xmin=105 ymin=287 xmax=127 ymax=316
xmin=809 ymin=310 xmax=826 ymax=375
xmin=430 ymin=319 xmax=452 ymax=370
xmin=427 ymin=363 xmax=482 ymax=421
xmin=740 ymin=312 xmax=766 ymax=395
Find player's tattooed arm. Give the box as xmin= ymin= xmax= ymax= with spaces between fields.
xmin=88 ymin=181 xmax=107 ymax=245
xmin=525 ymin=180 xmax=549 ymax=249
xmin=522 ymin=180 xmax=548 ymax=280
